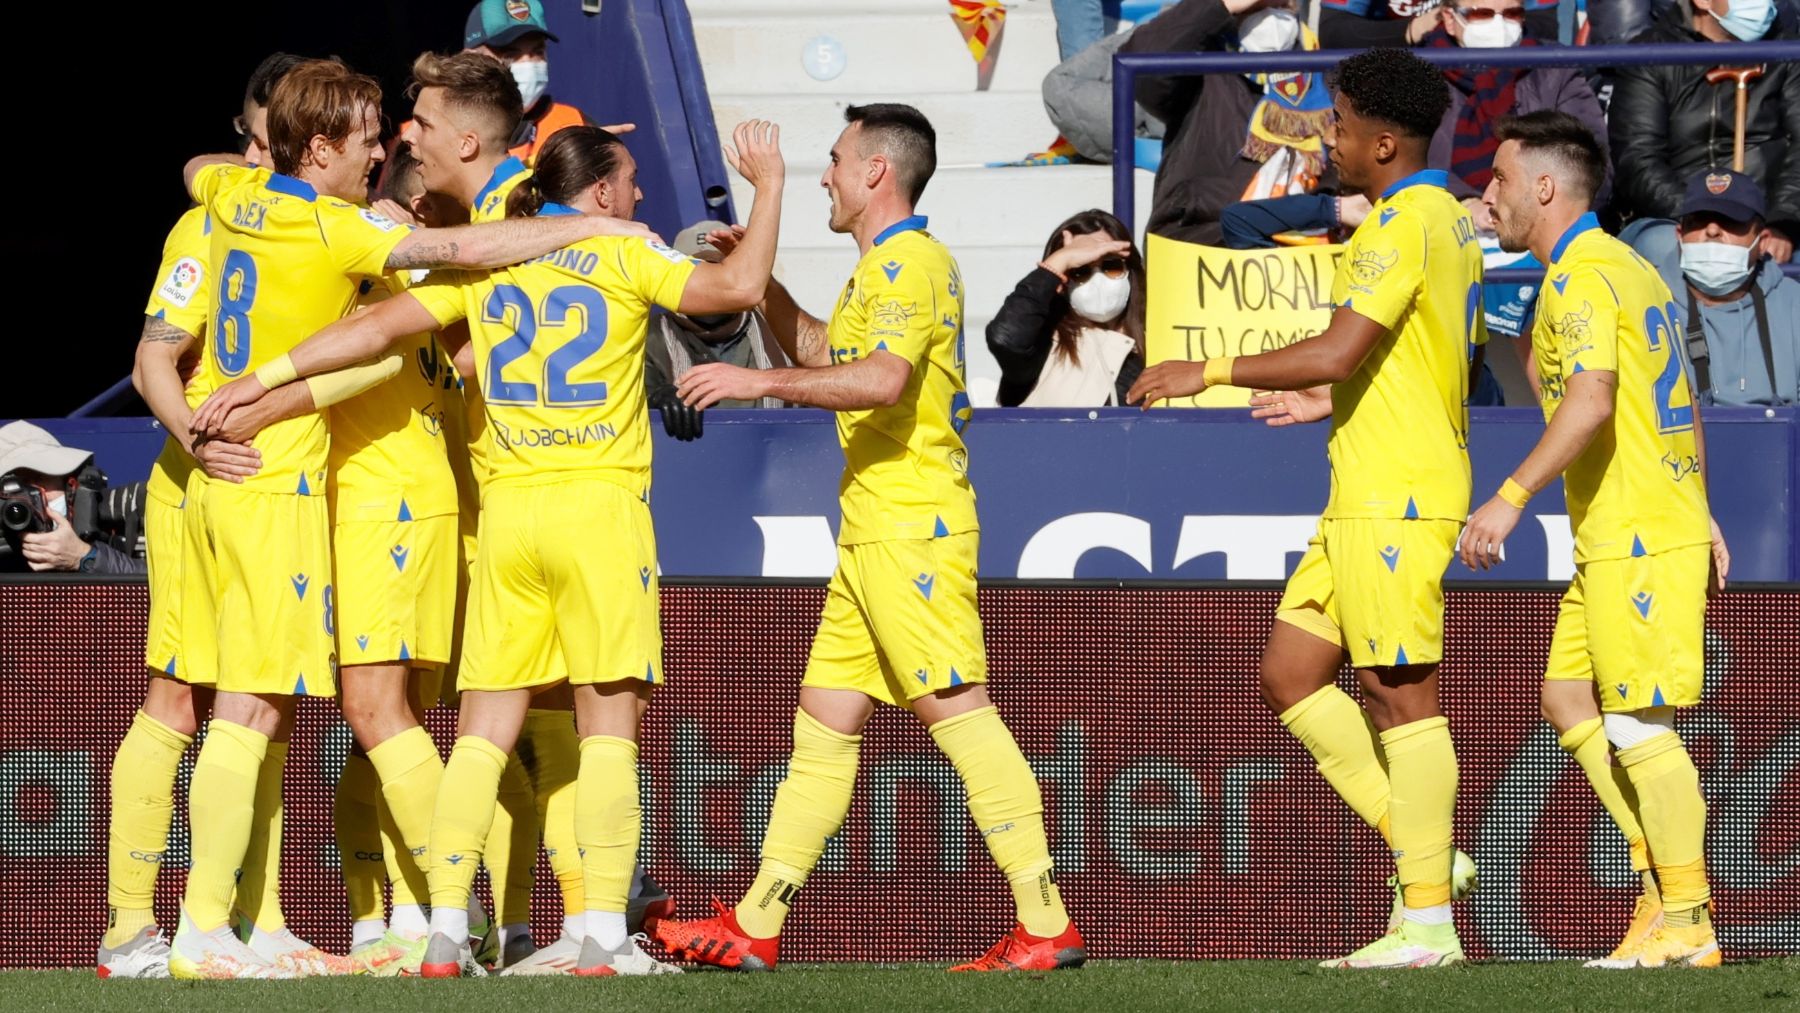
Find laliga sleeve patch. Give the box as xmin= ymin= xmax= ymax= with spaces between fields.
xmin=643 ymin=238 xmax=692 ymax=265
xmin=158 ymin=257 xmax=206 ymax=308
xmin=359 ymin=207 xmax=406 ymax=232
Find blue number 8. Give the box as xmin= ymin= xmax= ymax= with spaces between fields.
xmin=1644 ymin=301 xmax=1694 ymax=434
xmin=214 ymin=249 xmax=257 ymax=376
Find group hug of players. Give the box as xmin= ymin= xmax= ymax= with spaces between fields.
xmin=99 ymin=43 xmax=1729 ymax=980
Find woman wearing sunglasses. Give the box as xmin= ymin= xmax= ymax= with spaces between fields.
xmin=987 ymin=209 xmax=1146 ymax=407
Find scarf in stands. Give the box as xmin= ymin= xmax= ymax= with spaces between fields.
xmin=1427 ymin=29 xmax=1540 ymax=189
xmin=1241 ymin=24 xmax=1331 ymax=182
xmin=948 ymin=1 xmax=1006 ymax=63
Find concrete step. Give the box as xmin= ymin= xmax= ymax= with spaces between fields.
xmin=691 ymin=6 xmax=1061 ymax=98
xmin=711 ymin=91 xmax=1061 ymax=169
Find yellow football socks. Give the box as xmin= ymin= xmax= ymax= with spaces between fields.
xmin=1559 ymin=718 xmax=1651 ymax=873
xmin=486 ymin=753 xmax=538 ymax=928
xmin=237 ymin=740 xmax=290 ymax=933
xmin=182 ymin=720 xmax=268 ymax=931
xmin=105 ymin=710 xmax=191 ymax=948
xmin=1617 ymin=732 xmax=1711 ymax=916
xmin=736 ymin=709 xmax=862 ymax=940
xmin=1280 ymin=685 xmax=1394 ymax=843
xmin=523 ymin=710 xmax=584 ymax=916
xmin=1379 ymin=717 xmax=1458 ymax=909
xmin=429 ymin=736 xmax=509 ymax=911
xmin=576 ymin=736 xmax=640 ymax=926
xmin=335 ymin=751 xmax=386 ymax=927
xmin=929 ymin=706 xmax=1070 ymax=938
xmin=368 ymin=726 xmax=444 ymax=880
xmin=379 ymin=791 xmax=427 ymax=909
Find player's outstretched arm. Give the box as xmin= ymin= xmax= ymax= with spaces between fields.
xmin=182 ymin=153 xmax=246 ymax=199
xmin=190 ymin=294 xmax=440 ymax=436
xmin=1127 ymin=307 xmax=1389 ymax=407
xmin=678 ymin=120 xmax=786 ymax=314
xmin=1461 ymin=368 xmax=1617 ymax=571
xmin=679 ymin=350 xmax=911 ymax=412
xmin=384 ymin=213 xmax=656 ymax=272
xmin=702 ymin=224 xmax=830 ymax=367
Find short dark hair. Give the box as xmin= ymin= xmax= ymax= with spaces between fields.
xmin=1330 ymin=48 xmax=1450 ymax=140
xmin=244 ymin=52 xmax=308 ymax=112
xmin=408 ymin=51 xmax=524 ymax=147
xmin=380 ymin=145 xmax=426 ymax=204
xmin=1495 ymin=110 xmax=1607 ymax=202
xmin=844 ymin=103 xmax=936 ymax=204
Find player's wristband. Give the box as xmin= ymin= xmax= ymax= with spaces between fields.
xmin=1203 ymin=357 xmax=1235 ymax=388
xmin=254 ymin=354 xmax=299 ymax=389
xmin=1498 ymin=477 xmax=1532 ymax=509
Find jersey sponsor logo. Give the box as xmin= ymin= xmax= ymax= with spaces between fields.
xmin=490 ymin=418 xmax=618 ymax=449
xmin=158 ymin=257 xmax=205 ymax=307
xmin=358 ymin=207 xmax=405 ymax=232
xmin=1661 ymin=452 xmax=1701 ymax=482
xmin=1347 ymin=247 xmax=1396 ymax=295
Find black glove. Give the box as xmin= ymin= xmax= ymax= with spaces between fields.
xmin=650 ymin=382 xmax=703 ymax=441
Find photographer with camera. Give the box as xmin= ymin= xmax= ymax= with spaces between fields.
xmin=0 ymin=421 xmax=145 ymax=574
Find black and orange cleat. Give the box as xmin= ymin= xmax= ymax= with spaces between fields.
xmin=652 ymin=898 xmax=779 ymax=971
xmin=949 ymin=921 xmax=1086 ymax=972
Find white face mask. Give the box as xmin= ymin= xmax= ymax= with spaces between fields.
xmin=1680 ymin=240 xmax=1757 ymax=296
xmin=1716 ymin=0 xmax=1777 ymax=42
xmin=1457 ymin=11 xmax=1523 ymax=48
xmin=47 ymin=493 xmax=67 ymax=519
xmin=1238 ymin=9 xmax=1301 ymax=53
xmin=1068 ymin=270 xmax=1132 ymax=323
xmin=511 ymin=60 xmax=549 ymax=110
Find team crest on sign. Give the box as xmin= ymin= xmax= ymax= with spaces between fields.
xmin=1706 ymin=173 xmax=1732 ymax=195
xmin=507 ymin=0 xmax=532 ymax=21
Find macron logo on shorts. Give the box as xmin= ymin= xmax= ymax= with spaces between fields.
xmin=1632 ymin=592 xmax=1653 ymax=619
xmin=912 ymin=572 xmax=935 ymax=600
xmin=390 ymin=545 xmax=409 ymax=572
xmin=291 ymin=573 xmax=310 ymax=600
xmin=1379 ymin=545 xmax=1400 ymax=572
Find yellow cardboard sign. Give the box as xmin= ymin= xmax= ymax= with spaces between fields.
xmin=1144 ymin=234 xmax=1344 ymax=406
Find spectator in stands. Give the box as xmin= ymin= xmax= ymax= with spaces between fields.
xmin=1626 ymin=169 xmax=1800 ymax=405
xmin=1587 ymin=0 xmax=1675 ymax=45
xmin=0 ymin=422 xmax=143 ymax=574
xmin=643 ymin=220 xmax=795 ymax=438
xmin=1610 ymin=0 xmax=1800 ymax=262
xmin=463 ymin=0 xmax=632 ymax=163
xmin=987 ymin=210 xmax=1145 ymax=406
xmin=1125 ymin=0 xmax=1335 ymax=245
xmin=1042 ymin=25 xmax=1166 ymax=162
xmin=1317 ymin=0 xmax=1558 ymax=47
xmin=1051 ymin=0 xmax=1122 ymax=61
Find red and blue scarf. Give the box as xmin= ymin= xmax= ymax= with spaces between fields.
xmin=1425 ymin=29 xmax=1540 ymax=189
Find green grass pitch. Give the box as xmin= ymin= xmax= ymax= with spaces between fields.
xmin=8 ymin=958 xmax=1796 ymax=1012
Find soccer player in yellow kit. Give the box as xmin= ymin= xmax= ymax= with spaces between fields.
xmin=195 ymin=119 xmax=788 ymax=978
xmin=1130 ymin=49 xmax=1481 ymax=968
xmin=655 ymin=103 xmax=1084 ymax=974
xmin=171 ymin=58 xmax=662 ymax=980
xmin=1469 ymin=111 xmax=1729 ymax=969
xmin=101 ymin=53 xmax=299 ymax=979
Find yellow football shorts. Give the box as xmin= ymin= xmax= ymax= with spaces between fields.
xmin=143 ymin=488 xmax=190 ymax=680
xmin=174 ymin=472 xmax=220 ymax=687
xmin=1543 ymin=544 xmax=1708 ymax=712
xmin=1276 ymin=517 xmax=1461 ymax=669
xmin=458 ymin=478 xmax=659 ymax=693
xmin=803 ymin=532 xmax=988 ymax=709
xmin=332 ymin=514 xmax=457 ymax=669
xmin=196 ymin=481 xmax=336 ymax=697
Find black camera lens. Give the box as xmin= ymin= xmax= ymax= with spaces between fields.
xmin=1 ymin=499 xmax=30 ymax=532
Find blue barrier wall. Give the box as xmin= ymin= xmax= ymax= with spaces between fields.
xmin=21 ymin=408 xmax=1798 ymax=582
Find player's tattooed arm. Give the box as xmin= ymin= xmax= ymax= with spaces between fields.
xmin=759 ymin=278 xmax=833 ymax=368
xmin=384 ymin=213 xmax=658 ymax=272
xmin=132 ymin=315 xmax=200 ymax=455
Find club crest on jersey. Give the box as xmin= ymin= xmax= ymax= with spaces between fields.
xmin=158 ymin=257 xmax=205 ymax=308
xmin=871 ymin=297 xmax=916 ymax=335
xmin=1551 ymin=301 xmax=1595 ymax=353
xmin=1705 ymin=173 xmax=1732 ymax=195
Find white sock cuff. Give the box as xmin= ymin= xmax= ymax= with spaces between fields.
xmin=1403 ymin=903 xmax=1454 ymax=926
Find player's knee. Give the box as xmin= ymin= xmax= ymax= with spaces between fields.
xmin=1602 ymin=707 xmax=1677 ymax=751
xmin=142 ymin=677 xmax=200 ymax=737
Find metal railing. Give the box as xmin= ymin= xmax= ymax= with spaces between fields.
xmin=1112 ymin=40 xmax=1800 ymax=282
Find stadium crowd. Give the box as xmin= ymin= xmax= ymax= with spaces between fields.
xmin=60 ymin=0 xmax=1786 ymax=984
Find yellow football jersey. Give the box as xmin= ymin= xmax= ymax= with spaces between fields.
xmin=194 ymin=164 xmax=414 ymax=495
xmin=326 ymin=274 xmax=462 ymax=523
xmin=1325 ymin=170 xmax=1485 ymax=522
xmin=409 ymin=218 xmax=696 ymax=493
xmin=471 ymin=156 xmax=532 ymax=224
xmin=143 ymin=206 xmax=216 ymax=507
xmin=1532 ymin=214 xmax=1711 ymax=561
xmin=826 ymin=217 xmax=977 ymax=545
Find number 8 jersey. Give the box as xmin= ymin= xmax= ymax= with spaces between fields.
xmin=407 ymin=215 xmax=697 ymax=496
xmin=1532 ymin=213 xmax=1711 ymax=562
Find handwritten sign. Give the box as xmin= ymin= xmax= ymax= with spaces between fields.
xmin=1145 ymin=235 xmax=1344 ymax=406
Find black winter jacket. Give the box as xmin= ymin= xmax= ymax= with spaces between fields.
xmin=1609 ymin=8 xmax=1800 ymax=236
xmin=986 ymin=267 xmax=1144 ymax=407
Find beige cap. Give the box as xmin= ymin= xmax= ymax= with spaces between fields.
xmin=0 ymin=421 xmax=91 ymax=478
xmin=673 ymin=219 xmax=733 ymax=262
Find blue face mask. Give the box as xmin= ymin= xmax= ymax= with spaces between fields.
xmin=1716 ymin=0 xmax=1776 ymax=41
